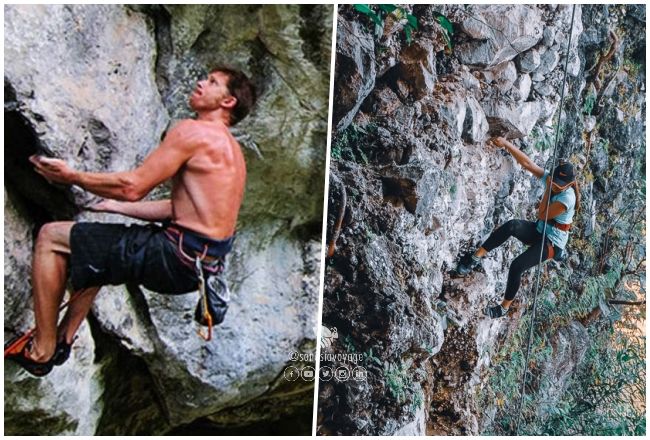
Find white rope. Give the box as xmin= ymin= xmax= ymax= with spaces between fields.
xmin=513 ymin=4 xmax=577 ymax=435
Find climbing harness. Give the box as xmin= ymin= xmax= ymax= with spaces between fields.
xmin=165 ymin=226 xmax=231 ymax=342
xmin=513 ymin=4 xmax=577 ymax=435
xmin=548 ymin=218 xmax=571 ymax=232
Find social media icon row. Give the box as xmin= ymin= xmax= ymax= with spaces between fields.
xmin=283 ymin=365 xmax=367 ymax=382
xmin=283 ymin=366 xmax=315 ymax=382
xmin=320 ymin=365 xmax=367 ymax=382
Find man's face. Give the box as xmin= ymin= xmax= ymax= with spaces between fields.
xmin=189 ymin=71 xmax=233 ymax=112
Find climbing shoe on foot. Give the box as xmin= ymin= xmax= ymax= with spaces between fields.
xmin=456 ymin=253 xmax=481 ymax=276
xmin=52 ymin=340 xmax=72 ymax=366
xmin=5 ymin=335 xmax=54 ymax=377
xmin=484 ymin=304 xmax=509 ymax=319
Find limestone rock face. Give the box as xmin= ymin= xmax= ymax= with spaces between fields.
xmin=4 ymin=5 xmax=168 ymax=210
xmin=396 ymin=40 xmax=437 ymax=100
xmin=333 ymin=17 xmax=376 ymax=131
xmin=513 ymin=74 xmax=533 ymax=101
xmin=456 ymin=5 xmax=544 ymax=67
xmin=482 ymin=100 xmax=542 ymax=138
xmin=4 ymin=4 xmax=330 ymax=435
xmin=321 ymin=4 xmax=644 ymax=436
xmin=518 ymin=48 xmax=542 ymax=73
xmin=463 ymin=96 xmax=489 ymax=143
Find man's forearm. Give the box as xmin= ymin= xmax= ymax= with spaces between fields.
xmin=107 ymin=200 xmax=172 ymax=221
xmin=73 ymin=170 xmax=143 ymax=201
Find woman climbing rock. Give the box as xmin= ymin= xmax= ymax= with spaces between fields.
xmin=456 ymin=137 xmax=580 ymax=319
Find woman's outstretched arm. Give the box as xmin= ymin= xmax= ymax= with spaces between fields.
xmin=490 ymin=137 xmax=545 ymax=179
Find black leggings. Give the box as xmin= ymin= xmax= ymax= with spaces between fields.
xmin=481 ymin=220 xmax=551 ymax=301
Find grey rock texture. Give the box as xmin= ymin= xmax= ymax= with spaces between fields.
xmin=519 ymin=48 xmax=542 ymax=73
xmin=455 ymin=5 xmax=543 ymax=67
xmin=4 ymin=4 xmax=331 ymax=435
xmin=396 ymin=41 xmax=437 ymax=100
xmin=322 ymin=4 xmax=644 ymax=436
xmin=334 ymin=18 xmax=376 ymax=131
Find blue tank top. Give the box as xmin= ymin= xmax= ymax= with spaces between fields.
xmin=536 ymin=170 xmax=575 ymax=249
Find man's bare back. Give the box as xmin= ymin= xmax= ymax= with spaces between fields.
xmin=30 ymin=118 xmax=246 ymax=240
xmin=171 ymin=119 xmax=246 ymax=239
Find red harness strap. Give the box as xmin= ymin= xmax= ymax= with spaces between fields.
xmin=550 ymin=220 xmax=571 ymax=231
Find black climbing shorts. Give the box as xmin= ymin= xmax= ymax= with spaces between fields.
xmin=69 ymin=222 xmax=232 ymax=294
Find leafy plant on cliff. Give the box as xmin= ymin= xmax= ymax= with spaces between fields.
xmin=582 ymin=90 xmax=597 ymax=115
xmin=481 ymin=253 xmax=644 ymax=435
xmin=353 ymin=4 xmax=418 ymax=45
xmin=529 ymin=127 xmax=552 ymax=152
xmin=383 ymin=359 xmax=413 ymax=404
xmin=332 ymin=123 xmax=376 ymax=164
xmin=541 ymin=318 xmax=645 ymax=435
xmin=433 ymin=11 xmax=454 ymax=51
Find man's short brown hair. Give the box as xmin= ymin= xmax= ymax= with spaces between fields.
xmin=211 ymin=65 xmax=257 ymax=126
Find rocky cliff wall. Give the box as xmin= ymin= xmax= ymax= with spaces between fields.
xmin=4 ymin=4 xmax=331 ymax=435
xmin=319 ymin=4 xmax=644 ymax=435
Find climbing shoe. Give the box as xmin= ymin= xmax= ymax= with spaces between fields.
xmin=484 ymin=304 xmax=509 ymax=319
xmin=52 ymin=340 xmax=72 ymax=366
xmin=456 ymin=252 xmax=481 ymax=276
xmin=4 ymin=335 xmax=54 ymax=377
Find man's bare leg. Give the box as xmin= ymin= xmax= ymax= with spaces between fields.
xmin=30 ymin=221 xmax=74 ymax=361
xmin=56 ymin=286 xmax=101 ymax=345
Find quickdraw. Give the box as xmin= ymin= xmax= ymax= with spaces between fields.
xmin=166 ymin=227 xmax=223 ymax=342
xmin=195 ymin=257 xmax=213 ymax=341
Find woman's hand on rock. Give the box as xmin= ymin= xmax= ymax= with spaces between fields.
xmin=489 ymin=136 xmax=509 ymax=149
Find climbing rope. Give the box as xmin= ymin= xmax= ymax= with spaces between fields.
xmin=513 ymin=4 xmax=577 ymax=435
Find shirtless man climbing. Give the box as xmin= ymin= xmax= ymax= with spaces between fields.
xmin=6 ymin=66 xmax=256 ymax=376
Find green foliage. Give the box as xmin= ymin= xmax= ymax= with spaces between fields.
xmin=540 ymin=323 xmax=645 ymax=435
xmin=410 ymin=389 xmax=424 ymax=413
xmin=623 ymin=58 xmax=643 ymax=78
xmin=362 ymin=347 xmax=382 ymax=367
xmin=365 ymin=227 xmax=376 ymax=242
xmin=353 ymin=4 xmax=383 ymax=38
xmin=383 ymin=359 xmax=413 ymax=403
xmin=343 ymin=335 xmax=357 ymax=353
xmin=582 ymin=90 xmax=597 ymax=115
xmin=422 ymin=344 xmax=436 ymax=355
xmin=530 ymin=127 xmax=554 ymax=151
xmin=353 ymin=4 xmax=418 ymax=45
xmin=332 ymin=123 xmax=376 ymax=164
xmin=433 ymin=12 xmax=454 ymax=50
xmin=480 ymin=252 xmax=644 ymax=435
